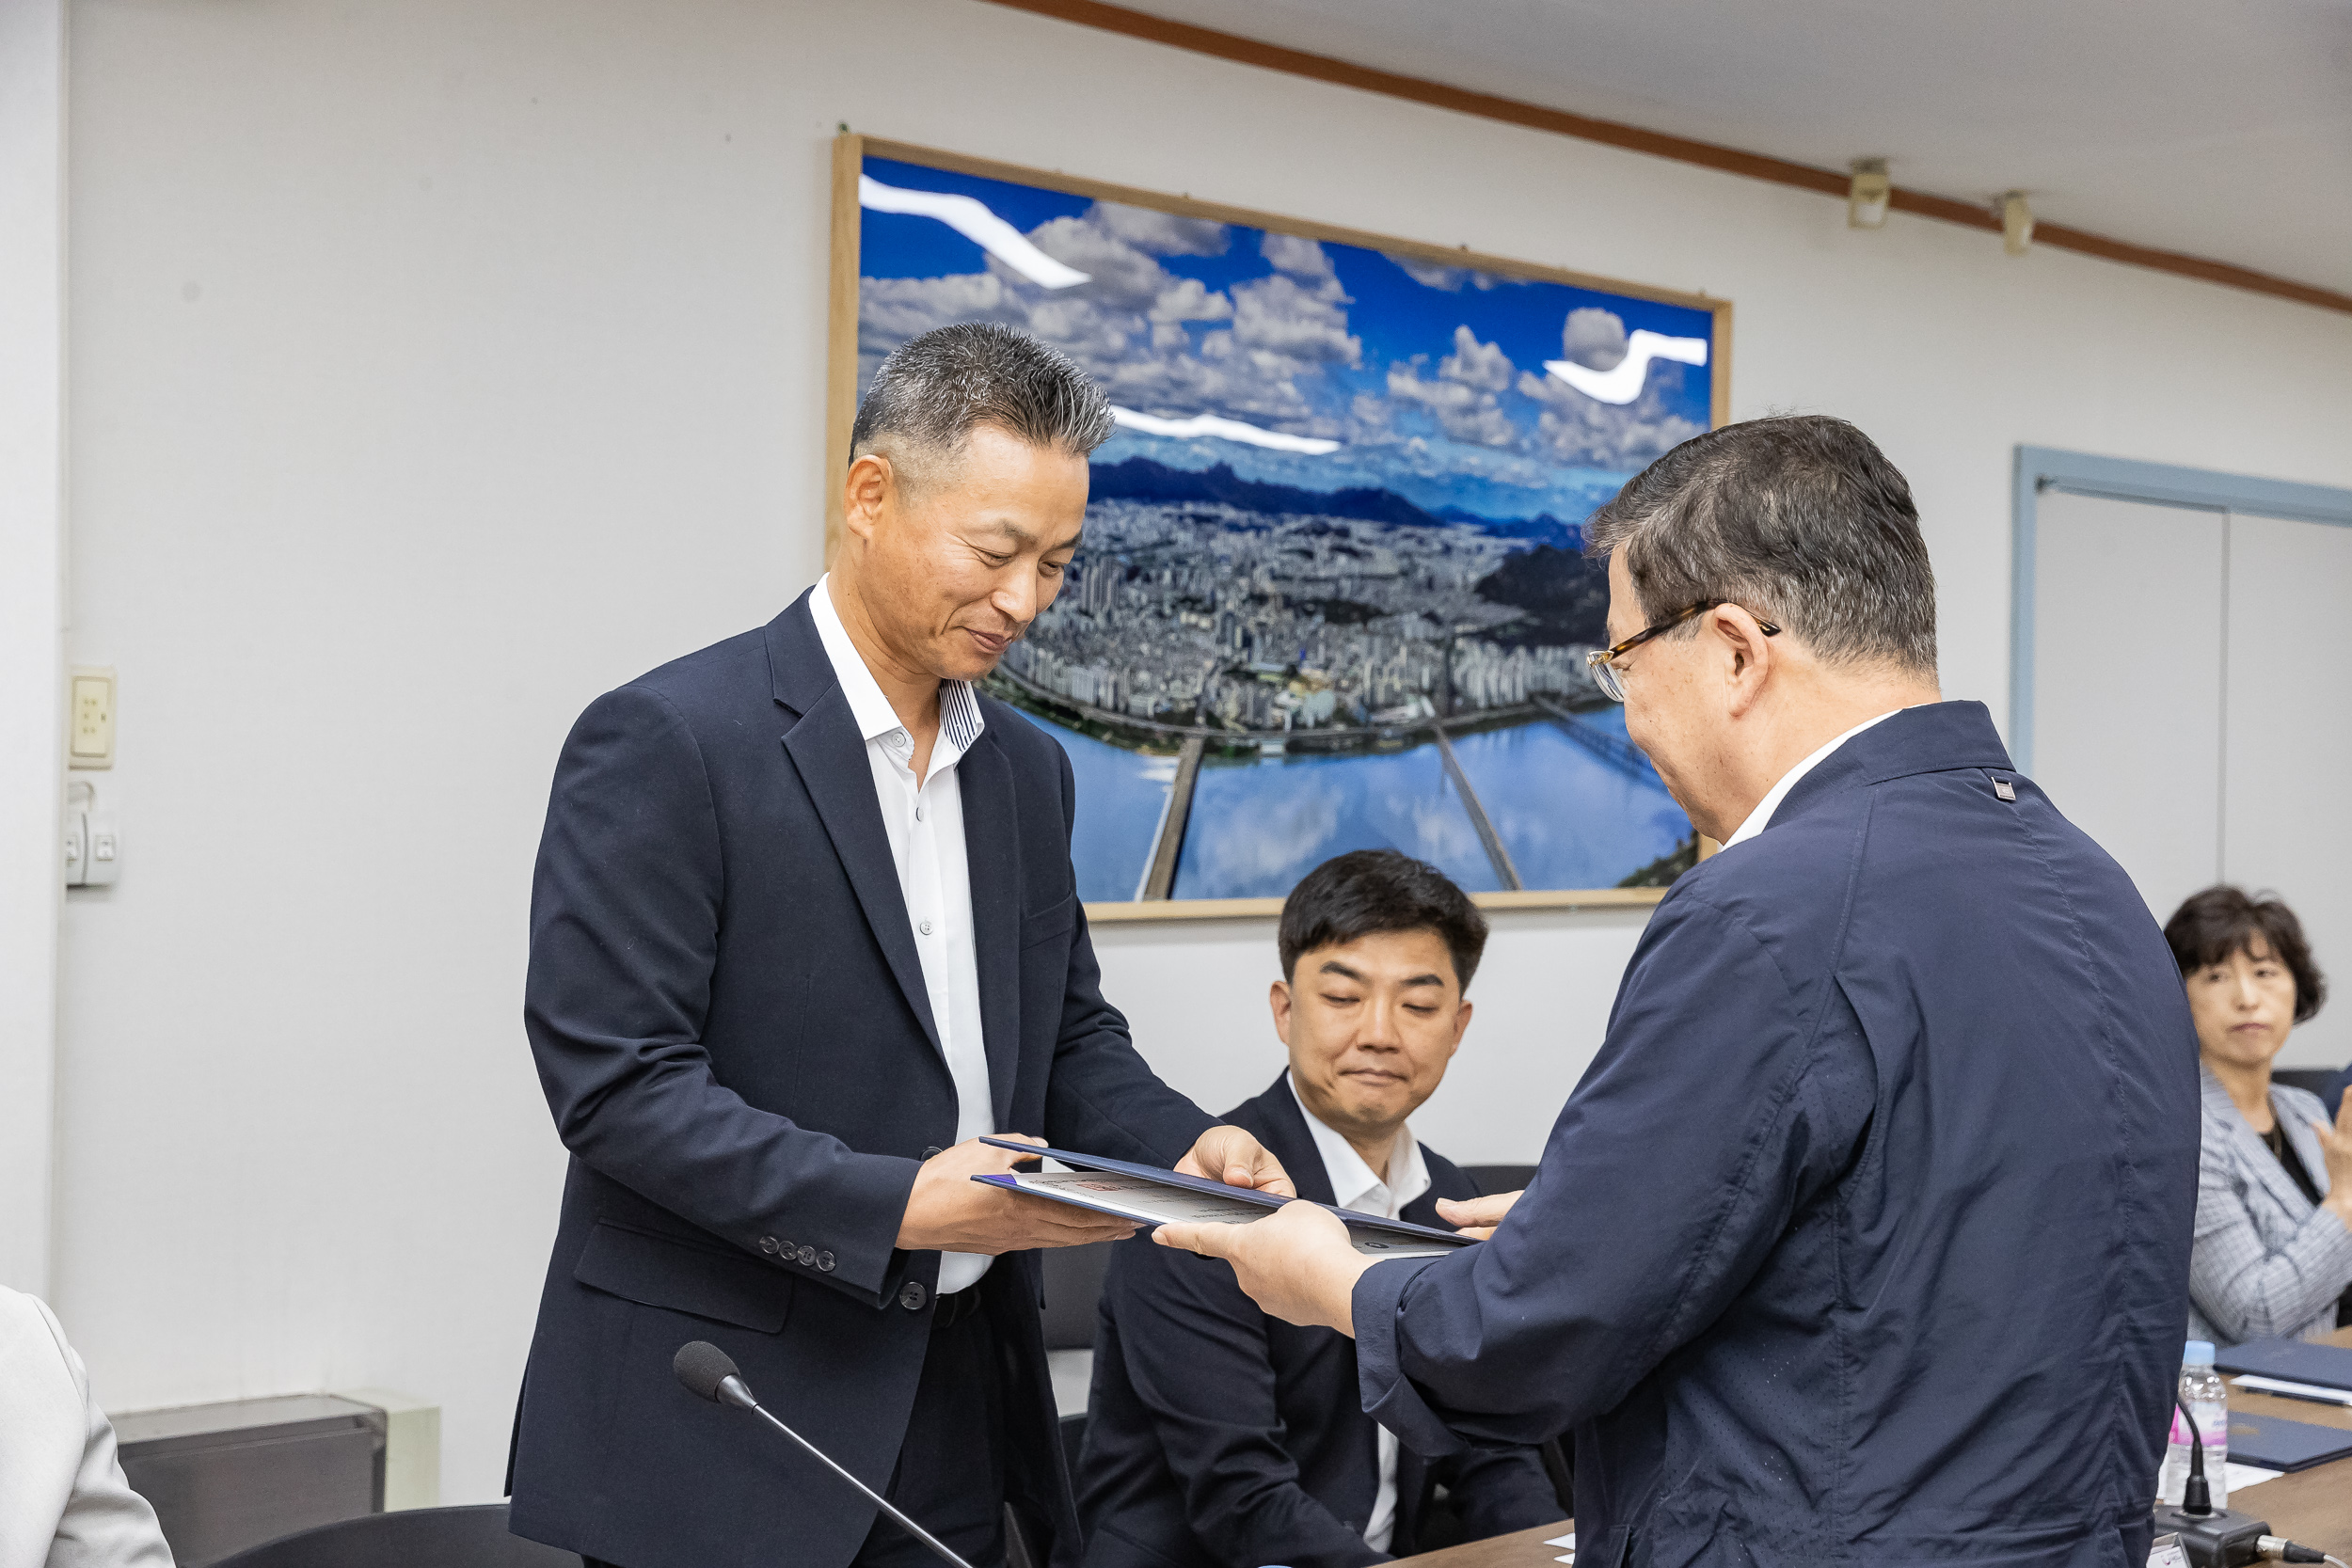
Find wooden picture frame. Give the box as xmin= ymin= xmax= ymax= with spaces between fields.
xmin=829 ymin=134 xmax=1729 ymax=922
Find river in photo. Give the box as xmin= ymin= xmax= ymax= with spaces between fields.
xmin=1445 ymin=707 xmax=1692 ymax=891
xmin=1042 ymin=720 xmax=1177 ymax=902
xmin=1024 ymin=704 xmax=1692 ymax=903
xmin=1174 ymin=742 xmax=1498 ymax=900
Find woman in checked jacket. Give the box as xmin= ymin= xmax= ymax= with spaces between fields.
xmin=2169 ymin=886 xmax=2352 ymax=1345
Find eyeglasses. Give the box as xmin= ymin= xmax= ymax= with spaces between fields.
xmin=1584 ymin=601 xmax=1781 ymax=702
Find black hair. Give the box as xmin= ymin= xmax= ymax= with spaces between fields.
xmin=2164 ymin=885 xmax=2327 ymax=1024
xmin=1278 ymin=849 xmax=1488 ymax=992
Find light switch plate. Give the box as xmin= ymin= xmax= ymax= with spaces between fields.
xmin=69 ymin=667 xmax=116 ymax=768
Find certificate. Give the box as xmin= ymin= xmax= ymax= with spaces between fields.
xmin=971 ymin=1138 xmax=1476 ymax=1259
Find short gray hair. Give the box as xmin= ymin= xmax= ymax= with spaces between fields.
xmin=1583 ymin=415 xmax=1938 ymax=673
xmin=851 ymin=324 xmax=1116 ymax=486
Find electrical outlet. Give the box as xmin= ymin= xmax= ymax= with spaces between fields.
xmin=69 ymin=667 xmax=116 ymax=768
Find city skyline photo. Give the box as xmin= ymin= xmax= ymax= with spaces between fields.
xmin=838 ymin=140 xmax=1729 ymax=908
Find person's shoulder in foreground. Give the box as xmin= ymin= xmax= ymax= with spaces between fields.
xmin=1081 ymin=851 xmax=1557 ymax=1568
xmin=0 ymin=1286 xmax=175 ymax=1568
xmin=1166 ymin=415 xmax=2203 ymax=1568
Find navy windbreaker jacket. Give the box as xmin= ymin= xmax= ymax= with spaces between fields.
xmin=1353 ymin=702 xmax=2201 ymax=1567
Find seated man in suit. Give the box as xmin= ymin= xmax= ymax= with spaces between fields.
xmin=1076 ymin=850 xmax=1560 ymax=1568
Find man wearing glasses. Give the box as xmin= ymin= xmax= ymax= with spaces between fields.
xmin=1157 ymin=416 xmax=2201 ymax=1568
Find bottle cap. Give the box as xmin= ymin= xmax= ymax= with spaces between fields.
xmin=2185 ymin=1339 xmax=2217 ymax=1364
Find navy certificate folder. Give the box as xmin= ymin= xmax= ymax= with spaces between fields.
xmin=2222 ymin=1409 xmax=2352 ymax=1472
xmin=971 ymin=1135 xmax=1474 ymax=1251
xmin=2214 ymin=1338 xmax=2352 ymax=1392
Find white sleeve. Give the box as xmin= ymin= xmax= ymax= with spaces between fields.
xmin=0 ymin=1291 xmax=174 ymax=1568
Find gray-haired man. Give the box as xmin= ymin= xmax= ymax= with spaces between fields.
xmin=1161 ymin=416 xmax=2200 ymax=1567
xmin=508 ymin=324 xmax=1292 ymax=1568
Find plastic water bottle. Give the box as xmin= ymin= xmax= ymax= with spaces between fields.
xmin=2158 ymin=1339 xmax=2229 ymax=1508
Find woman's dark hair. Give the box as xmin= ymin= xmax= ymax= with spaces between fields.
xmin=1278 ymin=849 xmax=1488 ymax=992
xmin=2163 ymin=885 xmax=2327 ymax=1024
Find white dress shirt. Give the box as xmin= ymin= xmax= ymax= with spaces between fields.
xmin=1720 ymin=709 xmax=1901 ymax=849
xmin=0 ymin=1287 xmax=174 ymax=1568
xmin=812 ymin=576 xmax=996 ymax=1294
xmin=1288 ymin=1073 xmax=1430 ymax=1553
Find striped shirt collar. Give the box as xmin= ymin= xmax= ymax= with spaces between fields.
xmin=809 ymin=575 xmax=986 ymax=760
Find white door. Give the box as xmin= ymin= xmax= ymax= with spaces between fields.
xmin=2222 ymin=512 xmax=2352 ymax=1069
xmin=2029 ymin=489 xmax=2227 ymax=924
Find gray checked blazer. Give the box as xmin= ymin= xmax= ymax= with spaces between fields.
xmin=2188 ymin=1069 xmax=2352 ymax=1345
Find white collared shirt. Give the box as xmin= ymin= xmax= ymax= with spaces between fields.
xmin=1287 ymin=1073 xmax=1430 ymax=1552
xmin=811 ymin=576 xmax=996 ymax=1294
xmin=1720 ymin=709 xmax=1901 ymax=849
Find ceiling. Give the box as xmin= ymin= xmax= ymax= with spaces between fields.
xmin=1112 ymin=0 xmax=2352 ymax=301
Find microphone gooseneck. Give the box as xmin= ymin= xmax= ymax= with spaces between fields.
xmin=670 ymin=1340 xmax=977 ymax=1568
xmin=2175 ymin=1397 xmax=2212 ymax=1517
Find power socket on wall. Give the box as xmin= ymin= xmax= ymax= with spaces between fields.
xmin=69 ymin=666 xmax=116 ymax=768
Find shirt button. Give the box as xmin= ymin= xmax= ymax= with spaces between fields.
xmin=919 ymin=919 xmax=933 ymax=936
xmin=914 ymin=804 xmax=925 ymax=821
xmin=898 ymin=1282 xmax=929 ymax=1312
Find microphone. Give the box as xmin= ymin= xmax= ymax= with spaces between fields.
xmin=671 ymin=1341 xmax=977 ymax=1568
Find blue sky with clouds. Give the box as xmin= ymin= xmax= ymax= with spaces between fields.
xmin=859 ymin=155 xmax=1716 ymax=523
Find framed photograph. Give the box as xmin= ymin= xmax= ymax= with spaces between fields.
xmin=829 ymin=135 xmax=1729 ymax=920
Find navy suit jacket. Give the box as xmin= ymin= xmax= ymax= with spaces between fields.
xmin=1353 ymin=703 xmax=2201 ymax=1568
xmin=1079 ymin=1076 xmax=1559 ymax=1568
xmin=507 ymin=591 xmax=1216 ymax=1568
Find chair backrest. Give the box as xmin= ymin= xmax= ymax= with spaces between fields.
xmin=208 ymin=1504 xmax=580 ymax=1568
xmin=1040 ymin=1239 xmax=1115 ymax=1350
xmin=2273 ymin=1068 xmax=2347 ymax=1117
xmin=1460 ymin=1164 xmax=1538 ymax=1197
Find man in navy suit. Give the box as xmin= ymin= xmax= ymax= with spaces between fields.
xmin=1079 ymin=850 xmax=1560 ymax=1567
xmin=1161 ymin=417 xmax=2202 ymax=1567
xmin=507 ymin=324 xmax=1291 ymax=1568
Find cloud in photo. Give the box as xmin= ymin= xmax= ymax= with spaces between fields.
xmin=1230 ymin=273 xmax=1360 ymax=366
xmin=1260 ymin=232 xmax=1337 ymax=281
xmin=1518 ymin=361 xmax=1705 ymax=469
xmin=1561 ymin=307 xmax=1629 ymax=371
xmin=1438 ymin=325 xmax=1514 ymax=392
xmin=1393 ymin=258 xmax=1512 ymax=293
xmin=1092 ymin=201 xmax=1230 ymax=257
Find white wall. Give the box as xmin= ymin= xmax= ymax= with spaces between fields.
xmin=0 ymin=0 xmax=66 ymax=1299
xmin=53 ymin=0 xmax=2352 ymax=1507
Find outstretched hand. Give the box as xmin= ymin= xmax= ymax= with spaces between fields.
xmin=1154 ymin=1200 xmax=1372 ymax=1335
xmin=1434 ymin=1189 xmax=1521 ymax=1242
xmin=895 ymin=1134 xmax=1138 ymax=1254
xmin=1175 ymin=1124 xmax=1297 ymax=1196
xmin=2314 ymin=1094 xmax=2352 ymax=1228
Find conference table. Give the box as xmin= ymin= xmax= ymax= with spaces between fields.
xmin=1398 ymin=1327 xmax=2352 ymax=1564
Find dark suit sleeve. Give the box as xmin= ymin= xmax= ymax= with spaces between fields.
xmin=525 ymin=685 xmax=918 ymax=1307
xmin=1038 ymin=741 xmax=1219 ymax=1166
xmin=1355 ymin=893 xmax=1872 ymax=1455
xmin=1428 ymin=1441 xmax=1565 ymax=1544
xmin=1101 ymin=1238 xmax=1391 ymax=1568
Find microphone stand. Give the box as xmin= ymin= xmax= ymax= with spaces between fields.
xmin=683 ymin=1347 xmax=977 ymax=1568
xmin=734 ymin=1388 xmax=974 ymax=1568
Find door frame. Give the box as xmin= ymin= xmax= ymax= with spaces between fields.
xmin=2009 ymin=447 xmax=2352 ymax=772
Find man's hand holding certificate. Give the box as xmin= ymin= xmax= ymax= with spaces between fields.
xmin=974 ymin=1136 xmax=1478 ymax=1324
